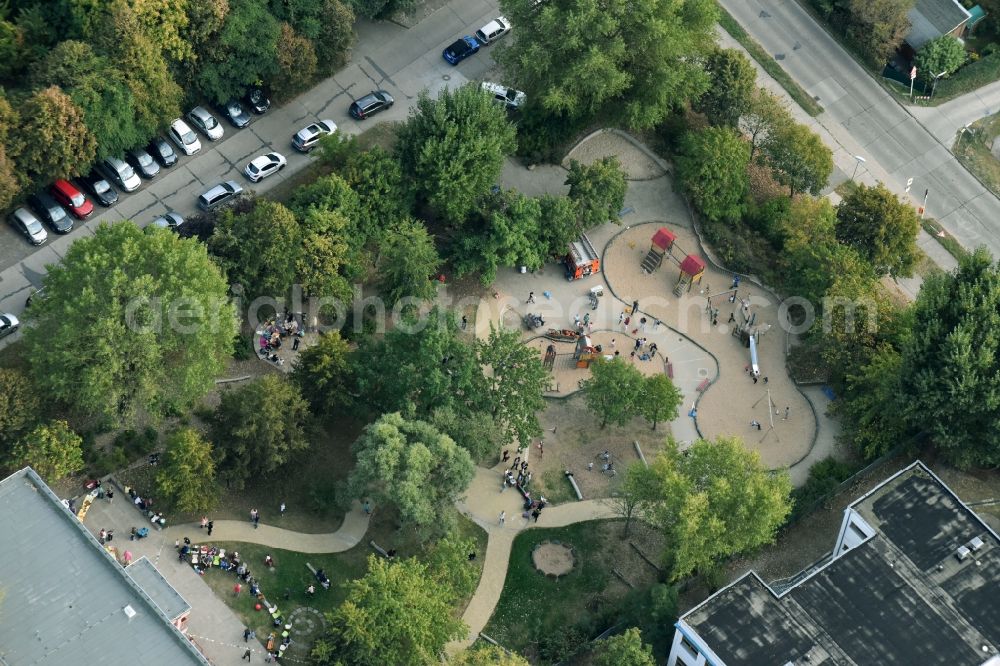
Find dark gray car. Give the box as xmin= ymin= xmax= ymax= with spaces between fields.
xmin=127 ymin=148 xmax=160 ymax=179
xmin=28 ymin=192 xmax=73 ymax=233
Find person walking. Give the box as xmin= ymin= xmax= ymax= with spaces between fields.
xmin=244 ymin=627 xmax=252 ymax=642
xmin=106 ymin=488 xmax=114 ymax=504
xmin=243 ymin=647 xmax=252 ymax=661
xmin=784 ymin=406 xmax=790 ymax=420
xmin=639 ymin=317 xmax=647 ymax=332
xmin=502 ymin=449 xmax=510 ymax=463
xmin=499 ymin=511 xmax=506 ymax=526
xmin=461 ymin=315 xmax=468 ymax=330
xmin=537 ymin=440 xmax=544 ymax=458
xmin=527 ymin=291 xmax=535 ymax=304
xmin=200 ymin=516 xmax=208 ymax=529
xmin=279 ymin=502 xmax=286 ymax=517
xmin=618 ymin=311 xmax=625 ymax=327
xmin=207 ymin=521 xmax=214 ymax=536
xmin=250 ymin=508 xmax=257 ymax=524
xmin=363 ymin=500 xmax=371 ymax=515
xmin=532 ymin=509 xmax=540 ymax=523
xmin=234 ymin=583 xmax=242 ymax=596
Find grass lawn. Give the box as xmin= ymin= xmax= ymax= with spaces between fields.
xmin=483 ymin=519 xmax=664 ymax=663
xmin=201 ymin=508 xmax=487 ymax=661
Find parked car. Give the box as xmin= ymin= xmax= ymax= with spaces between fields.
xmin=10 ymin=207 xmax=48 ymax=245
xmin=219 ymin=99 xmax=252 ymax=128
xmin=244 ymin=152 xmax=287 ymax=182
xmin=78 ymin=170 xmax=119 ymax=207
xmin=169 ymin=119 xmax=202 ymax=156
xmin=245 ymin=86 xmax=271 ymax=114
xmin=147 ymin=137 xmax=178 ymax=167
xmin=150 ymin=212 xmax=184 ymax=229
xmin=292 ymin=120 xmax=337 ymax=152
xmin=475 ymin=17 xmax=511 ymax=45
xmin=188 ymin=106 xmax=224 ymax=141
xmin=28 ymin=192 xmax=73 ymax=233
xmin=197 ymin=180 xmax=244 ymax=211
xmin=443 ymin=36 xmax=480 ymax=65
xmin=50 ymin=179 xmax=94 ymax=220
xmin=481 ymin=82 xmax=526 ymax=109
xmin=0 ymin=313 xmax=19 ymax=340
xmin=127 ymin=148 xmax=161 ymax=179
xmin=99 ymin=156 xmax=142 ymax=192
xmin=349 ymin=90 xmax=394 ymax=120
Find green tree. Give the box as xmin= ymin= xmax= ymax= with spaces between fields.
xmin=312 ymin=0 xmax=356 ymax=72
xmin=496 ymin=0 xmax=716 ymax=129
xmin=346 ymin=0 xmax=417 ymax=19
xmin=698 ymin=49 xmax=756 ymax=127
xmin=430 ymin=406 xmax=503 ymax=463
xmin=565 ymin=157 xmax=628 ymax=230
xmin=7 ymin=420 xmax=84 ymax=482
xmin=761 ymin=121 xmax=833 ymax=196
xmin=740 ymin=87 xmax=790 ymax=160
xmin=0 ymin=93 xmax=18 ymax=210
xmin=612 ymin=462 xmax=657 ymax=537
xmin=584 ymin=358 xmax=645 ymax=428
xmin=355 ymin=307 xmax=485 ymax=418
xmin=836 ymin=344 xmax=908 ymax=459
xmin=676 ymin=126 xmax=750 ymax=222
xmin=395 ymin=85 xmax=516 ymax=225
xmin=454 ymin=189 xmax=544 ymax=284
xmin=0 ymin=368 xmax=40 ymax=446
xmin=292 ymin=331 xmax=354 ymax=415
xmin=297 ymin=207 xmax=353 ymax=300
xmin=845 ymin=0 xmax=914 ymax=66
xmin=183 ymin=0 xmax=230 ymax=60
xmin=835 ymin=183 xmax=919 ymax=278
xmin=12 ymin=86 xmax=97 ymax=182
xmin=640 ymin=374 xmax=683 ymax=430
xmin=24 ymin=224 xmax=234 ymax=427
xmin=212 ymin=374 xmax=311 ymax=489
xmin=897 ymin=248 xmax=1000 ymax=468
xmin=156 ymin=428 xmax=217 ymax=513
xmin=447 ymin=645 xmax=530 ymax=666
xmin=477 ymin=323 xmax=548 ymax=447
xmin=313 ymin=555 xmax=467 ymax=665
xmin=423 ymin=534 xmax=481 ymax=601
xmin=208 ymin=200 xmax=301 ymax=302
xmin=347 ymin=412 xmax=475 ymax=529
xmin=342 ymin=146 xmax=411 ymax=245
xmin=196 ymin=0 xmax=281 ymax=103
xmin=536 ymin=194 xmax=580 ymax=258
xmin=377 ymin=218 xmax=440 ymax=304
xmin=273 ymin=22 xmax=318 ymax=99
xmin=289 ymin=172 xmax=361 ymax=222
xmin=593 ymin=628 xmax=656 ymax=666
xmin=915 ymin=35 xmax=966 ymax=85
xmin=648 ymin=437 xmax=792 ymax=580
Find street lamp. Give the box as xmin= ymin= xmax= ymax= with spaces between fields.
xmin=851 ymin=155 xmax=866 ymax=182
xmin=959 ymin=123 xmax=973 ymax=148
xmin=930 ymin=70 xmax=948 ymax=99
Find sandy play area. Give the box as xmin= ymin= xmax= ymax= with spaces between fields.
xmin=563 ymin=130 xmax=667 ymax=180
xmin=533 ymin=542 xmax=575 ymax=576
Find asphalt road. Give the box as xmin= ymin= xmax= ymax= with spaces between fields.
xmin=0 ymin=0 xmax=503 ymax=335
xmin=719 ymin=0 xmax=1000 ymax=259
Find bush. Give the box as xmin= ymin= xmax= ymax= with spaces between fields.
xmin=790 ymin=457 xmax=859 ymax=521
xmin=112 ymin=427 xmax=159 ymax=459
xmin=536 ymin=625 xmax=587 ymax=662
xmin=233 ymin=332 xmax=254 ymax=360
xmin=516 ymin=109 xmax=582 ymax=164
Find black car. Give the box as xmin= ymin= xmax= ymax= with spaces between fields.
xmin=27 ymin=191 xmax=73 ymax=233
xmin=349 ymin=90 xmax=395 ymax=120
xmin=127 ymin=148 xmax=160 ymax=179
xmin=147 ymin=137 xmax=178 ymax=167
xmin=78 ymin=170 xmax=119 ymax=207
xmin=220 ymin=99 xmax=252 ymax=128
xmin=245 ymin=86 xmax=271 ymax=115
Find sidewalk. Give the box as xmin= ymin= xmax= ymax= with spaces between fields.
xmin=909 ymin=79 xmax=1000 ymax=143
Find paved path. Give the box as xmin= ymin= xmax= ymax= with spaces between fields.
xmin=909 ymin=79 xmax=1000 ymax=143
xmin=719 ymin=0 xmax=1000 ymax=259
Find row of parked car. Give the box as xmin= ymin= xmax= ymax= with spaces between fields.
xmin=7 ymin=84 xmax=399 ymax=245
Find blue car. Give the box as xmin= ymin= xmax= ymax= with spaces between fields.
xmin=443 ymin=36 xmax=480 ymax=65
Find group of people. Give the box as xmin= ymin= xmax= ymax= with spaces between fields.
xmin=501 ymin=449 xmax=533 ymax=493
xmin=124 ymin=484 xmax=167 ymax=528
xmin=258 ymin=313 xmax=305 ymax=364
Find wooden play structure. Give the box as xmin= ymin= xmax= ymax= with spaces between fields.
xmin=543 ymin=344 xmax=557 ymax=370
xmin=564 ymin=234 xmax=601 ymax=281
xmin=572 ymin=335 xmax=601 ymax=367
xmin=638 ymin=227 xmax=707 ymax=296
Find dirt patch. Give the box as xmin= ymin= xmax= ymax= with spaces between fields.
xmin=563 ymin=131 xmax=666 ymax=180
xmin=533 ymin=541 xmax=576 ymax=576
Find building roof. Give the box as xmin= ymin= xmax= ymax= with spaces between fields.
xmin=0 ymin=467 xmax=209 ymax=666
xmin=679 ymin=461 xmax=1000 ymax=665
xmin=906 ymin=0 xmax=971 ymax=50
xmin=126 ymin=556 xmax=192 ymax=622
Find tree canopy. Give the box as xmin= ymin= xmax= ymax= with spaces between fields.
xmin=698 ymin=49 xmax=757 ymax=127
xmin=348 ymin=412 xmax=475 ymax=529
xmin=565 ymin=157 xmax=628 ymax=230
xmin=454 ymin=189 xmax=545 ymax=284
xmin=395 ymin=85 xmax=516 ymax=225
xmin=23 ymin=224 xmax=234 ymax=427
xmin=377 ymin=218 xmax=440 ymax=305
xmin=760 ymin=121 xmax=833 ymax=196
xmin=584 ymin=358 xmax=646 ymax=428
xmin=12 ymin=86 xmax=96 ymax=183
xmin=156 ymin=428 xmax=217 ymax=513
xmin=0 ymin=367 xmax=40 ymax=447
xmin=835 ymin=183 xmax=919 ymax=278
xmin=593 ymin=628 xmax=656 ymax=666
xmin=647 ymin=437 xmax=792 ymax=580
xmin=292 ymin=331 xmax=354 ymax=415
xmin=897 ymin=248 xmax=1000 ymax=468
xmin=477 ymin=323 xmax=548 ymax=448
xmin=915 ymin=36 xmax=966 ymax=84
xmin=640 ymin=374 xmax=683 ymax=430
xmin=6 ymin=420 xmax=84 ymax=482
xmin=496 ymin=0 xmax=717 ymax=129
xmin=676 ymin=126 xmax=750 ymax=222
xmin=212 ymin=375 xmax=311 ymax=489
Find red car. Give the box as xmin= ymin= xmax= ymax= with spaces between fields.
xmin=51 ymin=178 xmax=94 ymax=219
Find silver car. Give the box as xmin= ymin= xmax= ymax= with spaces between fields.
xmin=198 ymin=180 xmax=244 ymax=211
xmin=100 ymin=156 xmax=142 ymax=192
xmin=169 ymin=118 xmax=202 ymax=155
xmin=0 ymin=313 xmax=19 ymax=340
xmin=188 ymin=106 xmax=224 ymax=141
xmin=10 ymin=207 xmax=48 ymax=245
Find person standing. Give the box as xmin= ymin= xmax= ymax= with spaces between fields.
xmin=244 ymin=627 xmax=252 ymax=642
xmin=200 ymin=516 xmax=208 ymax=529
xmin=784 ymin=406 xmax=790 ymax=420
xmin=207 ymin=521 xmax=214 ymax=536
xmin=363 ymin=500 xmax=371 ymax=515
xmin=531 ymin=509 xmax=540 ymax=523
xmin=502 ymin=449 xmax=510 ymax=463
xmin=279 ymin=502 xmax=286 ymax=517
xmin=499 ymin=511 xmax=506 ymax=526
xmin=234 ymin=583 xmax=242 ymax=596
xmin=106 ymin=488 xmax=114 ymax=504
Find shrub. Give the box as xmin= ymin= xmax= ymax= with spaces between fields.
xmin=790 ymin=457 xmax=858 ymax=521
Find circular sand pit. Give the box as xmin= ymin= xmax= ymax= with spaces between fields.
xmin=532 ymin=541 xmax=576 ymax=578
xmin=563 ymin=130 xmax=667 ymax=180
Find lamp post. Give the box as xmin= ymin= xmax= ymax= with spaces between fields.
xmin=850 ymin=155 xmax=866 ymax=182
xmin=930 ymin=70 xmax=948 ymax=99
xmin=959 ymin=123 xmax=973 ymax=148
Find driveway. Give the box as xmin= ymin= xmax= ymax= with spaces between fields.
xmin=0 ymin=0 xmax=504 ymax=344
xmin=718 ymin=0 xmax=1000 ymax=258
